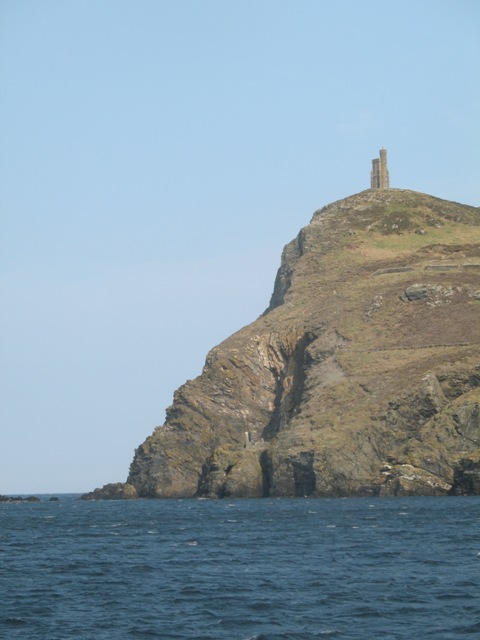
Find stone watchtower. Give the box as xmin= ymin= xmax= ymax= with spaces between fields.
xmin=370 ymin=148 xmax=390 ymax=189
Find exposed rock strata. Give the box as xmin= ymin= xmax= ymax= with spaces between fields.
xmin=82 ymin=189 xmax=480 ymax=499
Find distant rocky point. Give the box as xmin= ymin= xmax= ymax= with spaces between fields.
xmin=0 ymin=494 xmax=40 ymax=503
xmin=82 ymin=188 xmax=480 ymax=500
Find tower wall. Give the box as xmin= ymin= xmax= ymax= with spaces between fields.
xmin=371 ymin=158 xmax=380 ymax=189
xmin=371 ymin=148 xmax=389 ymax=189
xmin=379 ymin=148 xmax=390 ymax=189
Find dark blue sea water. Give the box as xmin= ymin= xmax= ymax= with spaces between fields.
xmin=1 ymin=496 xmax=479 ymax=639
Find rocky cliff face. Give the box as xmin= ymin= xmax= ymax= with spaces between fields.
xmin=82 ymin=189 xmax=480 ymax=499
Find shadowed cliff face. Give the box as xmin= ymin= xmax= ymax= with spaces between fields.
xmin=82 ymin=189 xmax=480 ymax=500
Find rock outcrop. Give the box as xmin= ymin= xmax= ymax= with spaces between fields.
xmin=0 ymin=495 xmax=40 ymax=503
xmin=82 ymin=189 xmax=480 ymax=499
xmin=81 ymin=482 xmax=138 ymax=500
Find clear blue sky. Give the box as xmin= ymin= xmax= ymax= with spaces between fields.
xmin=1 ymin=0 xmax=479 ymax=494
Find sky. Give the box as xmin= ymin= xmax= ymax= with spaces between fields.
xmin=1 ymin=0 xmax=479 ymax=494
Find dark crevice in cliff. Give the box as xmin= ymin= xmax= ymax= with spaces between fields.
xmin=292 ymin=452 xmax=316 ymax=496
xmin=450 ymin=459 xmax=480 ymax=495
xmin=195 ymin=455 xmax=217 ymax=498
xmin=262 ymin=331 xmax=317 ymax=441
xmin=260 ymin=450 xmax=273 ymax=497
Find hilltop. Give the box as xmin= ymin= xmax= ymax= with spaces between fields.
xmin=83 ymin=189 xmax=480 ymax=499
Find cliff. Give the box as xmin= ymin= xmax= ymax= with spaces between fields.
xmin=83 ymin=189 xmax=480 ymax=499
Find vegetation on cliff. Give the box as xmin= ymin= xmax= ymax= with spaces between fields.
xmin=82 ymin=189 xmax=480 ymax=499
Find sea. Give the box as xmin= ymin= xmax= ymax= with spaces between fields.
xmin=0 ymin=495 xmax=479 ymax=640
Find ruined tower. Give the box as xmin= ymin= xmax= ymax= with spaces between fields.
xmin=370 ymin=148 xmax=389 ymax=189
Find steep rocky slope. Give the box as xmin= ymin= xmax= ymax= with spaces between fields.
xmin=83 ymin=189 xmax=480 ymax=499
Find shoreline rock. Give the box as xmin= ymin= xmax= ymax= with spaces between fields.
xmin=0 ymin=495 xmax=40 ymax=503
xmin=80 ymin=482 xmax=138 ymax=500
